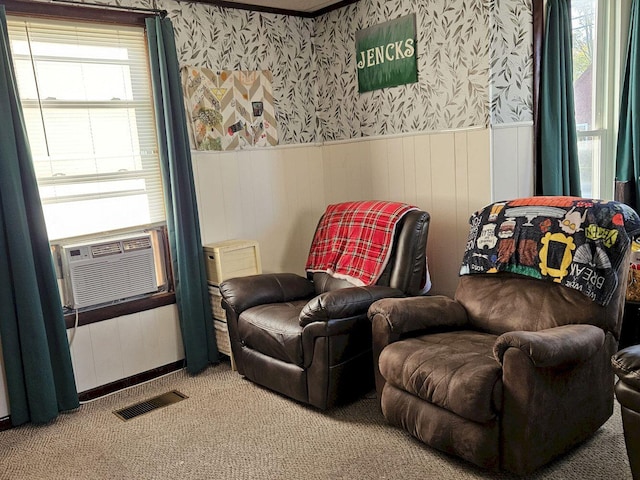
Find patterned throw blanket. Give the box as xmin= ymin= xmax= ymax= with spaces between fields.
xmin=460 ymin=197 xmax=640 ymax=306
xmin=306 ymin=200 xmax=418 ymax=287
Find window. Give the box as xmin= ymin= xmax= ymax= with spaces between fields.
xmin=7 ymin=17 xmax=165 ymax=241
xmin=571 ymin=0 xmax=630 ymax=199
xmin=6 ymin=15 xmax=172 ymax=317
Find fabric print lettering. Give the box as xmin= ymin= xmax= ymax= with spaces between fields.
xmin=569 ymin=244 xmax=612 ymax=298
xmin=466 ymin=214 xmax=482 ymax=251
xmin=585 ymin=224 xmax=619 ymax=248
xmin=477 ymin=224 xmax=498 ymax=250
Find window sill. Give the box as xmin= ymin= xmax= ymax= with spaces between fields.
xmin=64 ymin=292 xmax=176 ymax=329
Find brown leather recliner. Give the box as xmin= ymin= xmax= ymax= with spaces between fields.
xmin=369 ymin=198 xmax=637 ymax=475
xmin=220 ymin=207 xmax=430 ymax=410
xmin=612 ymin=345 xmax=640 ymax=480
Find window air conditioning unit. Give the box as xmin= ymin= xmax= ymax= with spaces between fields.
xmin=61 ymin=233 xmax=158 ymax=309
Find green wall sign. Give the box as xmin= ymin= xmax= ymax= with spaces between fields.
xmin=355 ymin=14 xmax=418 ymax=93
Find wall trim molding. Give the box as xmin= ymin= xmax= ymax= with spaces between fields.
xmin=191 ymin=142 xmax=323 ymax=156
xmin=191 ymin=125 xmax=493 ymax=156
xmin=322 ymin=126 xmax=489 ymax=146
xmin=490 ymin=121 xmax=534 ymax=130
xmin=175 ymin=0 xmax=359 ymax=18
xmin=78 ymin=361 xmax=185 ymax=403
xmin=0 ymin=361 xmax=189 ymax=431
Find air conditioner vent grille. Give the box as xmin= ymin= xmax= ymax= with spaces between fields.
xmin=62 ymin=233 xmax=158 ymax=309
xmin=91 ymin=242 xmax=123 ymax=257
xmin=70 ymin=254 xmax=157 ymax=307
xmin=123 ymin=237 xmax=152 ymax=251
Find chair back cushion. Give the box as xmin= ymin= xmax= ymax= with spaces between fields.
xmin=312 ymin=272 xmax=356 ymax=295
xmin=310 ymin=209 xmax=430 ymax=296
xmin=455 ymin=262 xmax=628 ymax=337
xmin=377 ymin=209 xmax=430 ymax=295
xmin=306 ymin=201 xmax=419 ymax=286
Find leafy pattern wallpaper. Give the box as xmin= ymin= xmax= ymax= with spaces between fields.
xmin=490 ymin=0 xmax=534 ymax=124
xmin=76 ymin=0 xmax=533 ymax=144
xmin=161 ymin=1 xmax=317 ymax=145
xmin=80 ymin=0 xmax=317 ymax=145
xmin=315 ymin=0 xmax=493 ymax=140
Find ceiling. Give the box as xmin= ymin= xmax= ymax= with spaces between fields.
xmin=199 ymin=0 xmax=357 ymax=16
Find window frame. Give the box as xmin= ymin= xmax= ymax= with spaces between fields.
xmin=573 ymin=0 xmax=629 ymax=200
xmin=8 ymin=20 xmax=166 ymax=241
xmin=3 ymin=0 xmax=175 ymax=327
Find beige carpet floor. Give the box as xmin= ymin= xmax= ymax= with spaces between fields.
xmin=0 ymin=360 xmax=633 ymax=480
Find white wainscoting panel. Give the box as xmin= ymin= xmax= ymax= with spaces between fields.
xmin=491 ymin=123 xmax=534 ymax=201
xmin=322 ymin=128 xmax=492 ymax=296
xmin=67 ymin=324 xmax=98 ymax=395
xmin=194 ymin=129 xmax=491 ymax=297
xmin=192 ymin=146 xmax=326 ymax=276
xmin=68 ymin=304 xmax=182 ymax=394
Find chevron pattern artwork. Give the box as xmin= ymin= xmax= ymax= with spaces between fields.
xmin=181 ymin=67 xmax=278 ymax=151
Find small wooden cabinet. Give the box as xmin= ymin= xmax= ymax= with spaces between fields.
xmin=204 ymin=239 xmax=262 ymax=285
xmin=203 ymin=239 xmax=262 ymax=370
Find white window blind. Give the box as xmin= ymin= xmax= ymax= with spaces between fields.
xmin=7 ymin=16 xmax=165 ymax=241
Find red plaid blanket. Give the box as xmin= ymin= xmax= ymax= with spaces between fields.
xmin=305 ymin=200 xmax=418 ymax=286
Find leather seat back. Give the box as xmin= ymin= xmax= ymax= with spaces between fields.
xmin=376 ymin=210 xmax=430 ymax=295
xmin=311 ymin=210 xmax=430 ymax=296
xmin=454 ymin=254 xmax=629 ymax=338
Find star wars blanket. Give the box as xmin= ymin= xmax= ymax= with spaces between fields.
xmin=306 ymin=200 xmax=419 ymax=287
xmin=460 ymin=197 xmax=640 ymax=306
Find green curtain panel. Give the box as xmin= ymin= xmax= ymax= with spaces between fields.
xmin=539 ymin=0 xmax=582 ymax=196
xmin=0 ymin=6 xmax=78 ymax=426
xmin=146 ymin=17 xmax=218 ymax=374
xmin=615 ymin=0 xmax=640 ymax=211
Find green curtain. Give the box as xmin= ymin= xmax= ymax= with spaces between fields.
xmin=146 ymin=16 xmax=218 ymax=374
xmin=615 ymin=0 xmax=640 ymax=211
xmin=539 ymin=0 xmax=582 ymax=196
xmin=0 ymin=6 xmax=78 ymax=426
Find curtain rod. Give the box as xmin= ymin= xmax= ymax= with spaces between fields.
xmin=51 ymin=0 xmax=167 ymax=17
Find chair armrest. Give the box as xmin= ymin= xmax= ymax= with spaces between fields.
xmin=219 ymin=273 xmax=315 ymax=316
xmin=612 ymin=344 xmax=640 ymax=390
xmin=368 ymin=295 xmax=468 ymax=403
xmin=494 ymin=324 xmax=605 ymax=368
xmin=368 ymin=295 xmax=468 ymax=337
xmin=299 ymin=286 xmax=403 ymax=326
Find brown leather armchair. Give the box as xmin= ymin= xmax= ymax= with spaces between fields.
xmin=369 ymin=198 xmax=638 ymax=475
xmin=220 ymin=206 xmax=430 ymax=410
xmin=612 ymin=345 xmax=640 ymax=480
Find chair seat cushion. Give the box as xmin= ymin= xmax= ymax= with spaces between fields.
xmin=238 ymin=300 xmax=307 ymax=367
xmin=379 ymin=330 xmax=502 ymax=423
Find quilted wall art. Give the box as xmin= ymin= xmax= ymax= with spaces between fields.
xmin=181 ymin=68 xmax=278 ymax=151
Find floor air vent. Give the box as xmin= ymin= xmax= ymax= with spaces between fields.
xmin=114 ymin=390 xmax=188 ymax=421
